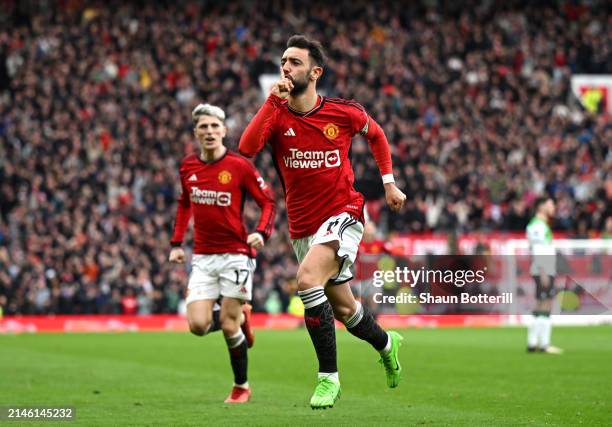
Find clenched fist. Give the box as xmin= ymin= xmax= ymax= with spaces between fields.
xmin=270 ymin=72 xmax=294 ymax=99
xmin=384 ymin=183 xmax=406 ymax=212
xmin=247 ymin=232 xmax=265 ymax=249
xmin=168 ymin=247 xmax=185 ymax=264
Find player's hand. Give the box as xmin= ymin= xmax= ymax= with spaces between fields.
xmin=169 ymin=247 xmax=185 ymax=264
xmin=384 ymin=183 xmax=406 ymax=212
xmin=247 ymin=232 xmax=265 ymax=249
xmin=271 ymin=69 xmax=294 ymax=99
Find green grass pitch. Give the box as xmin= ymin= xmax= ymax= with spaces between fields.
xmin=1 ymin=326 xmax=611 ymax=426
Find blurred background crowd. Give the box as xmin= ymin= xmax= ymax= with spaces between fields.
xmin=0 ymin=0 xmax=610 ymax=315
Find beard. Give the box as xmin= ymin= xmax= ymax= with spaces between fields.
xmin=289 ymin=74 xmax=309 ymax=96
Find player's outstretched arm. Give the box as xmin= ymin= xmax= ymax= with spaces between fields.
xmin=238 ymin=75 xmax=293 ymax=157
xmin=363 ymin=117 xmax=406 ymax=212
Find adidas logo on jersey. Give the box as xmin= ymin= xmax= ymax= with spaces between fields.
xmin=188 ymin=174 xmax=197 ymax=181
xmin=284 ymin=128 xmax=296 ymax=136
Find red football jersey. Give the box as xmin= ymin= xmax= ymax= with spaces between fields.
xmin=170 ymin=151 xmax=275 ymax=256
xmin=240 ymin=94 xmax=392 ymax=238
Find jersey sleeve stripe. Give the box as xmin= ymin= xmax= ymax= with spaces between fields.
xmin=324 ymin=97 xmax=366 ymax=112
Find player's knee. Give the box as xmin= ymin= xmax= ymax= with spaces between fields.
xmin=296 ymin=266 xmax=320 ymax=291
xmin=332 ymin=303 xmax=354 ymax=324
xmin=188 ymin=318 xmax=211 ymax=336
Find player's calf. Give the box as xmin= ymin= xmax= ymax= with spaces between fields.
xmin=224 ymin=329 xmax=249 ymax=396
xmin=298 ymin=287 xmax=338 ymax=375
xmin=343 ymin=302 xmax=403 ymax=388
xmin=221 ymin=299 xmax=250 ymax=401
xmin=344 ymin=301 xmax=388 ymax=351
xmin=240 ymin=303 xmax=255 ymax=348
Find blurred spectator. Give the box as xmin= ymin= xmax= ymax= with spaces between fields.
xmin=0 ymin=0 xmax=610 ymax=314
xmin=121 ymin=288 xmax=138 ymax=315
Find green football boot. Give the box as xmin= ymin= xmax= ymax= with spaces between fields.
xmin=379 ymin=331 xmax=403 ymax=388
xmin=309 ymin=376 xmax=341 ymax=409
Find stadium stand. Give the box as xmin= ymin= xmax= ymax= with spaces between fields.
xmin=0 ymin=0 xmax=610 ymax=315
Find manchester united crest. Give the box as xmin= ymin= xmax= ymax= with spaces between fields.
xmin=218 ymin=170 xmax=232 ymax=184
xmin=323 ymin=123 xmax=339 ymax=140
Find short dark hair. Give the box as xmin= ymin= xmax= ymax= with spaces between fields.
xmin=534 ymin=196 xmax=552 ymax=211
xmin=286 ymin=35 xmax=327 ymax=68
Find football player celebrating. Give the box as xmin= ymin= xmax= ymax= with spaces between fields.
xmin=240 ymin=35 xmax=406 ymax=409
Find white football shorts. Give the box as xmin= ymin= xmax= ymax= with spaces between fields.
xmin=186 ymin=253 xmax=255 ymax=304
xmin=291 ymin=212 xmax=364 ymax=284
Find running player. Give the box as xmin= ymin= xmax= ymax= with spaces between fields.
xmin=239 ymin=35 xmax=406 ymax=408
xmin=170 ymin=103 xmax=275 ymax=403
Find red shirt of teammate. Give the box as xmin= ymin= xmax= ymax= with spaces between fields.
xmin=169 ymin=104 xmax=271 ymax=404
xmin=170 ymin=151 xmax=275 ymax=257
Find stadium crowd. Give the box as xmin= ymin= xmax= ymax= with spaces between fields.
xmin=0 ymin=0 xmax=610 ymax=315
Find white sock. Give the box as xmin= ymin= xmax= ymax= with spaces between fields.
xmin=318 ymin=372 xmax=339 ymax=384
xmin=234 ymin=382 xmax=249 ymax=389
xmin=527 ymin=316 xmax=538 ymax=348
xmin=380 ymin=332 xmax=392 ymax=354
xmin=541 ymin=316 xmax=552 ymax=348
xmin=534 ymin=316 xmax=543 ymax=348
xmin=225 ymin=330 xmax=245 ymax=348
